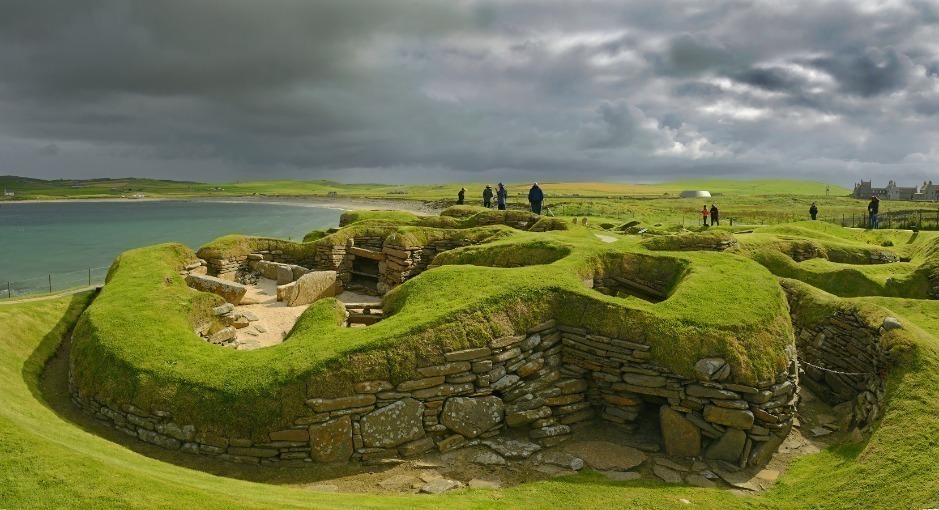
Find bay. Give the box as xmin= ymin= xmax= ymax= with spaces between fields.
xmin=0 ymin=200 xmax=342 ymax=295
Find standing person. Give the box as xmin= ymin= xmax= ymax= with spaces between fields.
xmin=701 ymin=205 xmax=709 ymax=227
xmin=809 ymin=202 xmax=818 ymax=220
xmin=528 ymin=182 xmax=544 ymax=215
xmin=868 ymin=196 xmax=879 ymax=228
xmin=497 ymin=183 xmax=508 ymax=210
xmin=710 ymin=204 xmax=720 ymax=226
xmin=457 ymin=187 xmax=466 ymax=205
xmin=482 ymin=185 xmax=493 ymax=208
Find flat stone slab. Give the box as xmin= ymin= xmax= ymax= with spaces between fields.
xmin=186 ymin=274 xmax=247 ymax=304
xmin=535 ymin=465 xmax=576 ymax=477
xmin=653 ymin=465 xmax=683 ymax=483
xmin=482 ymin=438 xmax=542 ymax=459
xmin=309 ymin=416 xmax=353 ymax=463
xmin=535 ymin=451 xmax=584 ymax=471
xmin=756 ymin=469 xmax=780 ymax=481
xmin=685 ymin=474 xmax=717 ymax=488
xmin=360 ymin=398 xmax=425 ymax=448
xmin=420 ymin=479 xmax=462 ymax=494
xmin=473 ymin=451 xmax=507 ymax=466
xmin=441 ymin=396 xmax=504 ymax=438
xmin=563 ymin=441 xmax=647 ymax=471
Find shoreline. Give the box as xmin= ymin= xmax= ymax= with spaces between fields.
xmin=1 ymin=195 xmax=440 ymax=214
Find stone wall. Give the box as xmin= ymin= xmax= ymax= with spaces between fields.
xmin=70 ymin=319 xmax=797 ymax=470
xmin=787 ymin=291 xmax=892 ymax=429
xmin=378 ymin=238 xmax=484 ymax=294
xmin=558 ymin=326 xmax=797 ymax=468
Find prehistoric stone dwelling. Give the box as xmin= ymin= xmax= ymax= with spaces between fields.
xmin=67 ymin=207 xmax=909 ymax=478
xmin=853 ymin=179 xmax=938 ymax=201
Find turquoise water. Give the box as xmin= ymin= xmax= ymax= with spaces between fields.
xmin=0 ymin=200 xmax=341 ymax=295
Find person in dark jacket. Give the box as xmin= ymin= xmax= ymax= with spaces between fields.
xmin=528 ymin=183 xmax=544 ymax=215
xmin=709 ymin=204 xmax=719 ymax=226
xmin=496 ymin=183 xmax=508 ymax=210
xmin=457 ymin=187 xmax=465 ymax=205
xmin=868 ymin=196 xmax=879 ymax=228
xmin=809 ymin=202 xmax=818 ymax=220
xmin=482 ymin=185 xmax=493 ymax=208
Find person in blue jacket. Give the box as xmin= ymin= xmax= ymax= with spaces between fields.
xmin=528 ymin=183 xmax=544 ymax=215
xmin=496 ymin=183 xmax=508 ymax=210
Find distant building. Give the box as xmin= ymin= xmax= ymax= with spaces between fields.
xmin=3 ymin=189 xmax=14 ymax=196
xmin=913 ymin=181 xmax=939 ymax=201
xmin=679 ymin=190 xmax=711 ymax=198
xmin=853 ymin=180 xmax=925 ymax=201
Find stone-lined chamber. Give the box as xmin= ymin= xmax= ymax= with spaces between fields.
xmin=784 ymin=281 xmax=894 ymax=430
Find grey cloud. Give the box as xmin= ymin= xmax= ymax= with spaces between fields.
xmin=731 ymin=67 xmax=802 ymax=92
xmin=1 ymin=0 xmax=938 ymax=185
xmin=652 ymin=34 xmax=743 ymax=77
xmin=808 ymin=47 xmax=913 ymax=97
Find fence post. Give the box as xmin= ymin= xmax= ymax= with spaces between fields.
xmin=88 ymin=268 xmax=92 ymax=286
xmin=48 ymin=275 xmax=52 ymax=293
xmin=6 ymin=282 xmax=10 ymax=299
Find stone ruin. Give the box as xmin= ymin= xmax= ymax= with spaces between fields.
xmin=70 ymin=218 xmax=899 ymax=478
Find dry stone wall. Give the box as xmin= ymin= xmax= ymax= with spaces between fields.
xmin=70 ymin=318 xmax=798 ymax=470
xmin=787 ymin=291 xmax=892 ymax=429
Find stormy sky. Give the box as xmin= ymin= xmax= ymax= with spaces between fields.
xmin=1 ymin=1 xmax=938 ymax=185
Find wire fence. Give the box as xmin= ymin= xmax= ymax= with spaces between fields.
xmin=2 ymin=266 xmax=110 ymax=299
xmin=548 ymin=200 xmax=939 ymax=231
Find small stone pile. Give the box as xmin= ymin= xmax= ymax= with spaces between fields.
xmin=200 ymin=303 xmax=264 ymax=348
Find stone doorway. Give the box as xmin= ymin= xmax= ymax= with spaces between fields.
xmin=350 ymin=257 xmax=380 ymax=293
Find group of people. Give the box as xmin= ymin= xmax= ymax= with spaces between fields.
xmin=457 ymin=188 xmax=882 ymax=229
xmin=808 ymin=197 xmax=879 ymax=228
xmin=701 ymin=204 xmax=720 ymax=226
xmin=458 ymin=183 xmax=545 ymax=214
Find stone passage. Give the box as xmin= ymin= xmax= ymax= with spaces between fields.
xmin=71 ymin=319 xmax=798 ymax=469
xmin=788 ymin=293 xmax=893 ymax=430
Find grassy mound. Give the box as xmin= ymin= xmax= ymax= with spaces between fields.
xmin=432 ymin=239 xmax=572 ymax=267
xmin=734 ymin=221 xmax=939 ymax=299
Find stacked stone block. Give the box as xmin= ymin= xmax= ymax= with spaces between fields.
xmin=790 ymin=303 xmax=891 ymax=429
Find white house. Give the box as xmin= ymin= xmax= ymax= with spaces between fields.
xmin=3 ymin=189 xmax=14 ymax=196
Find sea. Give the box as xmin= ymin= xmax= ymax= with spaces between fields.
xmin=0 ymin=200 xmax=342 ymax=296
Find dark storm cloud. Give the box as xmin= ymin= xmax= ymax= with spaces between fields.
xmin=808 ymin=47 xmax=913 ymax=97
xmin=730 ymin=67 xmax=802 ymax=93
xmin=0 ymin=0 xmax=938 ymax=184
